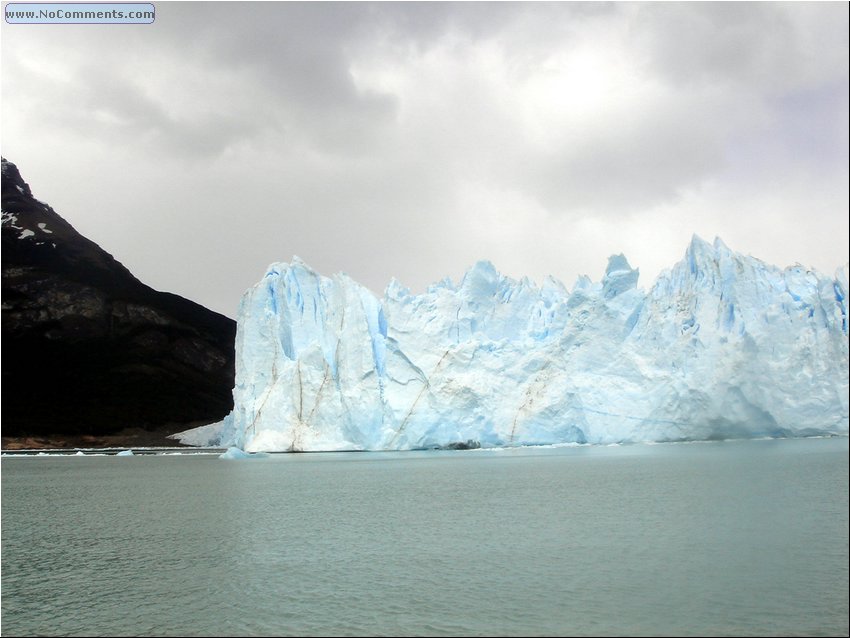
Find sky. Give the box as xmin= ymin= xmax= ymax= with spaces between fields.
xmin=2 ymin=1 xmax=848 ymax=318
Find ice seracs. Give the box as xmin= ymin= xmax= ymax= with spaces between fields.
xmin=176 ymin=236 xmax=849 ymax=452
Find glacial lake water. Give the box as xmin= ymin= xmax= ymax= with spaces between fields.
xmin=2 ymin=437 xmax=848 ymax=637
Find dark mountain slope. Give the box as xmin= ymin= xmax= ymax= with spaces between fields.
xmin=1 ymin=158 xmax=235 ymax=437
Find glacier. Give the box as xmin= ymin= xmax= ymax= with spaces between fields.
xmin=175 ymin=236 xmax=849 ymax=452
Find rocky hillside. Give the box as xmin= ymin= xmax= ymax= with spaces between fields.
xmin=1 ymin=158 xmax=236 ymax=438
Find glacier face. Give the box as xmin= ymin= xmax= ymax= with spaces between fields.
xmin=190 ymin=236 xmax=848 ymax=452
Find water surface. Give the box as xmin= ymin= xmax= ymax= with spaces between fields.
xmin=2 ymin=438 xmax=848 ymax=636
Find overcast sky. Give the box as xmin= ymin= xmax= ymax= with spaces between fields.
xmin=2 ymin=2 xmax=848 ymax=317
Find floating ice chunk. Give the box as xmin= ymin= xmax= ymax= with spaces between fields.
xmin=116 ymin=449 xmax=134 ymax=456
xmin=219 ymin=447 xmax=270 ymax=460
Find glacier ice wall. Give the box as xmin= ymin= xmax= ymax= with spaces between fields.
xmin=198 ymin=236 xmax=848 ymax=451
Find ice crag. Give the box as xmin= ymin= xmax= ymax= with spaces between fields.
xmin=180 ymin=236 xmax=849 ymax=451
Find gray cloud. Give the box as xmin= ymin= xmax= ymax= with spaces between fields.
xmin=2 ymin=2 xmax=847 ymax=317
xmin=634 ymin=3 xmax=847 ymax=91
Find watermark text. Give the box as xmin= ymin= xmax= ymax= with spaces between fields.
xmin=5 ymin=3 xmax=155 ymax=24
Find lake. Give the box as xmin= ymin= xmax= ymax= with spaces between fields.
xmin=2 ymin=437 xmax=848 ymax=636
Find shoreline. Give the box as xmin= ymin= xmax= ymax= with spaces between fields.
xmin=1 ymin=425 xmax=196 ymax=451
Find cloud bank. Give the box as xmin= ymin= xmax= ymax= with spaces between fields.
xmin=3 ymin=2 xmax=847 ymax=316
